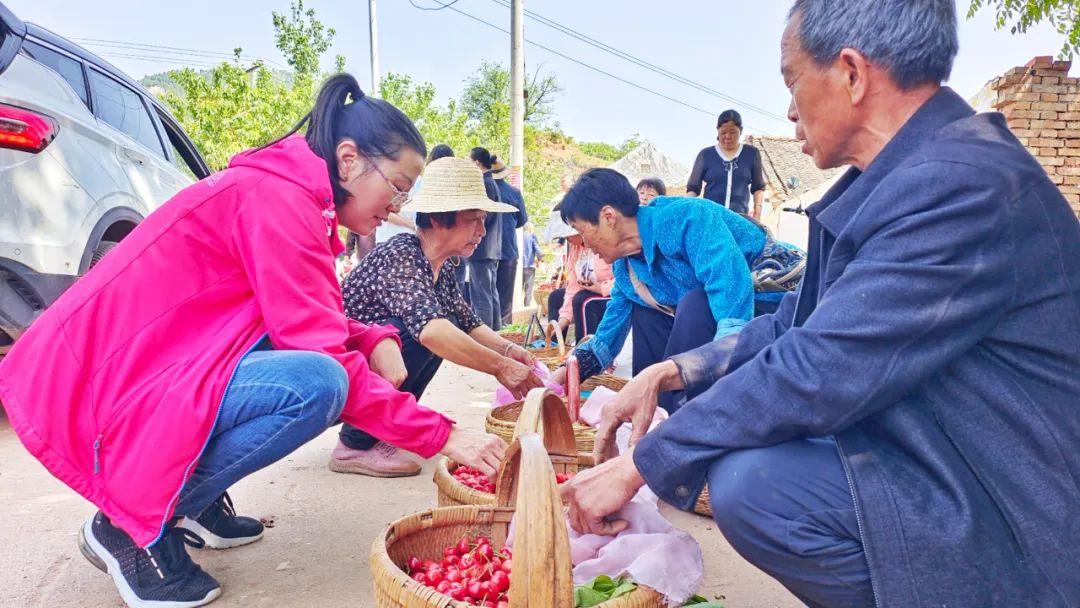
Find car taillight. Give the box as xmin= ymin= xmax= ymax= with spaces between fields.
xmin=0 ymin=103 xmax=58 ymax=153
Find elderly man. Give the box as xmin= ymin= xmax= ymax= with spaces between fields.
xmin=561 ymin=1 xmax=1080 ymax=607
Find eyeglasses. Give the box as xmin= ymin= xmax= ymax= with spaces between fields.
xmin=357 ymin=149 xmax=412 ymax=209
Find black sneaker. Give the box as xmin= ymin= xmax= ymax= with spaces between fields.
xmin=178 ymin=493 xmax=264 ymax=549
xmin=78 ymin=511 xmax=222 ymax=608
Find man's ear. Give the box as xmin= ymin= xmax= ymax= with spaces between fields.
xmin=837 ymin=47 xmax=871 ymax=106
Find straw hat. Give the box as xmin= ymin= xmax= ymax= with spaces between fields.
xmin=409 ymin=157 xmax=517 ymax=214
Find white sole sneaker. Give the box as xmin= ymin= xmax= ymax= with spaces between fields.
xmin=177 ymin=517 xmax=264 ymax=550
xmin=78 ymin=517 xmax=222 ymax=608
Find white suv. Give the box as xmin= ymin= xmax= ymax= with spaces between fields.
xmin=0 ymin=3 xmax=209 ymax=353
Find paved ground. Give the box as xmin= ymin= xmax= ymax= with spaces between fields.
xmin=0 ymin=363 xmax=800 ymax=607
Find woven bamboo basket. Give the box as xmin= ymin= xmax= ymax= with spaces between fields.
xmin=525 ymin=321 xmax=567 ymax=370
xmin=487 ymin=400 xmax=596 ymax=455
xmin=581 ymin=374 xmax=628 ymax=393
xmin=434 ymin=390 xmax=584 ymax=507
xmin=371 ymin=431 xmax=664 ymax=608
xmin=498 ymin=331 xmax=527 ymax=346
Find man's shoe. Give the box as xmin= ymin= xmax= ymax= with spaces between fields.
xmin=77 ymin=512 xmax=221 ymax=608
xmin=328 ymin=440 xmax=421 ymax=477
xmin=178 ymin=493 xmax=264 ymax=550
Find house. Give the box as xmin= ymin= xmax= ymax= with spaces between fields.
xmin=608 ymin=141 xmax=690 ymax=194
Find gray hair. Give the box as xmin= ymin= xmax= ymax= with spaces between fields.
xmin=788 ymin=0 xmax=958 ymax=89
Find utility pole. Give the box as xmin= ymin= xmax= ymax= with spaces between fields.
xmin=509 ymin=0 xmax=524 ymax=189
xmin=509 ymin=0 xmax=526 ymax=319
xmin=368 ymin=0 xmax=381 ymax=97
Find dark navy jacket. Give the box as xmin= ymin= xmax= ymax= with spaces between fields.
xmin=634 ymin=88 xmax=1080 ymax=607
xmin=469 ymin=171 xmax=504 ymax=261
xmin=495 ymin=178 xmax=527 ymax=261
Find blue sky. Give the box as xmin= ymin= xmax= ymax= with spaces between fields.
xmin=6 ymin=0 xmax=1068 ymax=162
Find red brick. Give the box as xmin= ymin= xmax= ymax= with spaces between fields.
xmin=1003 ymin=109 xmax=1037 ymax=120
xmin=1059 ymin=185 xmax=1080 ymax=195
xmin=1051 ymin=60 xmax=1073 ymax=72
xmin=1016 ymin=92 xmax=1043 ymax=103
xmin=1067 ymin=139 xmax=1080 ymax=148
xmin=1041 ymin=93 xmax=1061 ymax=102
xmin=1012 ymin=128 xmax=1037 ymax=138
xmin=1043 ymin=156 xmax=1066 ymax=166
xmin=1043 ymin=77 xmax=1061 ymax=85
xmin=1062 ymin=130 xmax=1080 ymax=138
xmin=1061 ymin=113 xmax=1080 ymax=121
xmin=1039 ymin=147 xmax=1060 ymax=156
xmin=1065 ymin=176 xmax=1080 ymax=185
xmin=1032 ymin=138 xmax=1059 ymax=147
xmin=1060 ymin=147 xmax=1080 ymax=156
xmin=1058 ymin=167 xmax=1080 ymax=176
xmin=1049 ymin=173 xmax=1066 ymax=185
xmin=1066 ymin=157 xmax=1080 ymax=166
xmin=1035 ymin=68 xmax=1069 ymax=78
xmin=1049 ymin=121 xmax=1068 ymax=129
xmin=1026 ymin=55 xmax=1055 ymax=68
xmin=1039 ymin=130 xmax=1061 ymax=138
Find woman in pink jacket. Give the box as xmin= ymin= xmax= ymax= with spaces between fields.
xmin=0 ymin=74 xmax=503 ymax=608
xmin=547 ymin=213 xmax=614 ymax=344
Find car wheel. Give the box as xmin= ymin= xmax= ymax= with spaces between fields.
xmin=89 ymin=241 xmax=118 ymax=269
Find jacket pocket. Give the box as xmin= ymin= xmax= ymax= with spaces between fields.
xmin=92 ymin=361 xmax=182 ymax=476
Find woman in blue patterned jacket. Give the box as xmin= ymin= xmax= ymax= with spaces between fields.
xmin=550 ymin=168 xmax=765 ymax=413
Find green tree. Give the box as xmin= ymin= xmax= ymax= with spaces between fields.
xmin=160 ymin=0 xmax=342 ymax=169
xmin=969 ymin=0 xmax=1080 ymax=58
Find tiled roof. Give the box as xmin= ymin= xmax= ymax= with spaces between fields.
xmin=746 ymin=135 xmax=844 ymax=202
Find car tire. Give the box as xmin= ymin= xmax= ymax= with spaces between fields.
xmin=89 ymin=241 xmax=118 ymax=269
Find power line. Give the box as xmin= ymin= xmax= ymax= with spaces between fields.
xmin=408 ymin=0 xmax=461 ymax=10
xmin=409 ymin=0 xmax=728 ymax=125
xmin=94 ymin=52 xmax=222 ymax=68
xmin=486 ymin=0 xmax=790 ymax=126
xmin=71 ymin=37 xmax=289 ymax=70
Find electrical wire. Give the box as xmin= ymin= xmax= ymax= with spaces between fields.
xmin=408 ymin=0 xmax=461 ymax=10
xmin=71 ymin=37 xmax=289 ymax=70
xmin=411 ymin=0 xmax=731 ymax=124
xmin=485 ymin=0 xmax=789 ymax=125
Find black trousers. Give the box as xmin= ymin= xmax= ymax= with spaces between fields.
xmin=571 ymin=289 xmax=608 ymax=343
xmin=496 ymin=258 xmax=518 ymax=327
xmin=630 ymin=288 xmax=715 ymax=413
xmin=338 ymin=317 xmax=444 ymax=450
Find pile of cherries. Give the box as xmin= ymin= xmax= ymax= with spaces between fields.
xmin=452 ymin=465 xmax=575 ymax=493
xmin=405 ymin=536 xmax=512 ymax=606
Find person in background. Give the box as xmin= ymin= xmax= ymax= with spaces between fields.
xmin=466 ymin=147 xmax=504 ymax=329
xmin=332 ymin=157 xmax=543 ymax=477
xmin=636 ymin=177 xmax=667 ymax=205
xmin=563 ymin=1 xmax=1080 ymax=606
xmin=491 ymin=158 xmax=528 ymax=326
xmin=375 ymin=144 xmax=455 ymax=245
xmin=549 ymin=169 xmax=764 ymax=413
xmin=521 ymin=222 xmax=542 ymax=307
xmin=547 ymin=214 xmax=614 ymax=344
xmin=687 ymin=109 xmax=767 ymax=219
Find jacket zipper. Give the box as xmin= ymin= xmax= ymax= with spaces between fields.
xmin=835 ymin=438 xmax=882 ymax=608
xmin=93 ymin=434 xmax=103 ymax=474
xmin=148 ymin=334 xmax=266 ymax=547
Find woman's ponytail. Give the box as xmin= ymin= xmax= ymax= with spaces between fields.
xmin=266 ymin=72 xmax=426 ymax=206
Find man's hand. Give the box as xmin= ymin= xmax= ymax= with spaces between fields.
xmin=369 ymin=338 xmax=408 ymax=388
xmin=560 ymin=452 xmax=645 ymax=535
xmin=752 ymin=207 xmax=762 ymax=221
xmin=440 ymin=427 xmax=507 ymax=478
xmin=593 ymin=360 xmax=680 ymax=464
xmin=496 ymin=358 xmax=545 ymax=399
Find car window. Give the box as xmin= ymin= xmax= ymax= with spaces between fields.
xmin=21 ymin=40 xmax=88 ymax=105
xmin=87 ymin=68 xmax=165 ymax=157
xmin=157 ymin=112 xmax=207 ymax=180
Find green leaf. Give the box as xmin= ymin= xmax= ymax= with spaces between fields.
xmin=574 ymin=586 xmax=609 ymax=608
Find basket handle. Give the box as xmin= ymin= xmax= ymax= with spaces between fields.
xmin=543 ymin=319 xmax=567 ymax=356
xmin=512 ymin=388 xmax=578 ymax=461
xmin=495 ymin=434 xmax=575 ymax=607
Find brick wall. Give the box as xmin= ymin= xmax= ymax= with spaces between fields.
xmin=980 ymin=56 xmax=1080 ymax=216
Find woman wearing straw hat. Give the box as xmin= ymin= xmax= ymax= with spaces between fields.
xmin=332 ymin=157 xmax=545 ymax=477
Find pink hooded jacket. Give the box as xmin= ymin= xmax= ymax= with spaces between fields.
xmin=0 ymin=136 xmax=453 ymax=547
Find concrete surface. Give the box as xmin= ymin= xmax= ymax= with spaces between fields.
xmin=0 ymin=363 xmax=801 ymax=607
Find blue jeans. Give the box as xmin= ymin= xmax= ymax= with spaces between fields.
xmin=174 ymin=339 xmax=348 ymax=518
xmin=468 ymin=259 xmax=500 ymax=329
xmin=708 ymin=438 xmax=874 ymax=608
